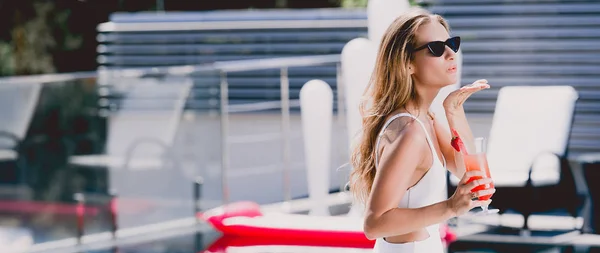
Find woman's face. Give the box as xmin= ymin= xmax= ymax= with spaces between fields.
xmin=409 ymin=21 xmax=458 ymax=89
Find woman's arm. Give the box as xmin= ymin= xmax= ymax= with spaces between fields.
xmin=363 ymin=121 xmax=454 ymax=240
xmin=434 ymin=109 xmax=475 ymax=178
xmin=437 ymin=80 xmax=490 ymax=178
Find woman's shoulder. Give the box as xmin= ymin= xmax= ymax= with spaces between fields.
xmin=377 ymin=116 xmax=428 ymax=170
xmin=380 ymin=115 xmax=426 ymax=147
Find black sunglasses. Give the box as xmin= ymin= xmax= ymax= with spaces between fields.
xmin=412 ymin=36 xmax=461 ymax=57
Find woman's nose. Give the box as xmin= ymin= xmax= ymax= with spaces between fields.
xmin=445 ymin=46 xmax=456 ymax=61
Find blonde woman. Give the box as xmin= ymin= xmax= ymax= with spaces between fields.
xmin=349 ymin=8 xmax=495 ymax=253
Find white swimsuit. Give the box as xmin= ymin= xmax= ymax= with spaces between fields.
xmin=373 ymin=113 xmax=448 ymax=253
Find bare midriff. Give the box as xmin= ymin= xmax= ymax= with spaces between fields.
xmin=383 ymin=228 xmax=430 ymax=244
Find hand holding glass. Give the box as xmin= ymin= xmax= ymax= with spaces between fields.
xmin=463 ymin=137 xmax=499 ymax=215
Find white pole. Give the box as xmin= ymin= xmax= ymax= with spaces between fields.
xmin=341 ymin=38 xmax=377 ymax=218
xmin=367 ymin=0 xmax=411 ymax=48
xmin=280 ymin=67 xmax=292 ymax=206
xmin=430 ymin=50 xmax=463 ymax=132
xmin=342 ymin=38 xmax=377 ymax=157
xmin=300 ymin=80 xmax=333 ymax=216
xmin=340 ymin=0 xmax=412 ymax=217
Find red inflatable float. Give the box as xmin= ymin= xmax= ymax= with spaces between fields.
xmin=198 ymin=201 xmax=456 ymax=251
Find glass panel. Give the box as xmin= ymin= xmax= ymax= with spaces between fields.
xmin=0 ymin=68 xmax=225 ymax=245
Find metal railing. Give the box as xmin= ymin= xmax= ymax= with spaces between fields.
xmin=0 ymin=54 xmax=345 ymax=209
xmin=100 ymin=54 xmax=344 ymax=205
xmin=211 ymin=54 xmax=342 ymax=205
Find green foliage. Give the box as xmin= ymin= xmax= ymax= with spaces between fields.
xmin=4 ymin=1 xmax=82 ymax=76
xmin=53 ymin=8 xmax=83 ymax=51
xmin=12 ymin=2 xmax=56 ymax=75
xmin=0 ymin=42 xmax=14 ymax=76
xmin=339 ymin=0 xmax=368 ymax=8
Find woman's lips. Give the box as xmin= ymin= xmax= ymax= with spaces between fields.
xmin=448 ymin=65 xmax=457 ymax=73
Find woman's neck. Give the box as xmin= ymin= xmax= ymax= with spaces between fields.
xmin=404 ymin=86 xmax=440 ymax=119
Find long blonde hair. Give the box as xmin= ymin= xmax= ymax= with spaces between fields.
xmin=349 ymin=8 xmax=450 ymax=205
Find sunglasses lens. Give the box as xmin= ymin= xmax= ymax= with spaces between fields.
xmin=428 ymin=42 xmax=445 ymax=57
xmin=447 ymin=37 xmax=461 ymax=52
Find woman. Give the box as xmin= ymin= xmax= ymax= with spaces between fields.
xmin=349 ymin=8 xmax=495 ymax=253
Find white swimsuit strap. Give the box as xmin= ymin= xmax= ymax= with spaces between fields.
xmin=375 ymin=113 xmax=441 ymax=168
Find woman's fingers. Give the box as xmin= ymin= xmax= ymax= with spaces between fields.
xmin=461 ymin=82 xmax=489 ymax=92
xmin=465 ymin=178 xmax=493 ymax=191
xmin=444 ymin=80 xmax=490 ymax=109
xmin=459 ymin=170 xmax=486 ymax=185
xmin=456 ymin=82 xmax=490 ymax=105
xmin=472 ymin=188 xmax=496 ymax=198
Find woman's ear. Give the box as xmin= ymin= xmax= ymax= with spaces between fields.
xmin=408 ymin=64 xmax=415 ymax=75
